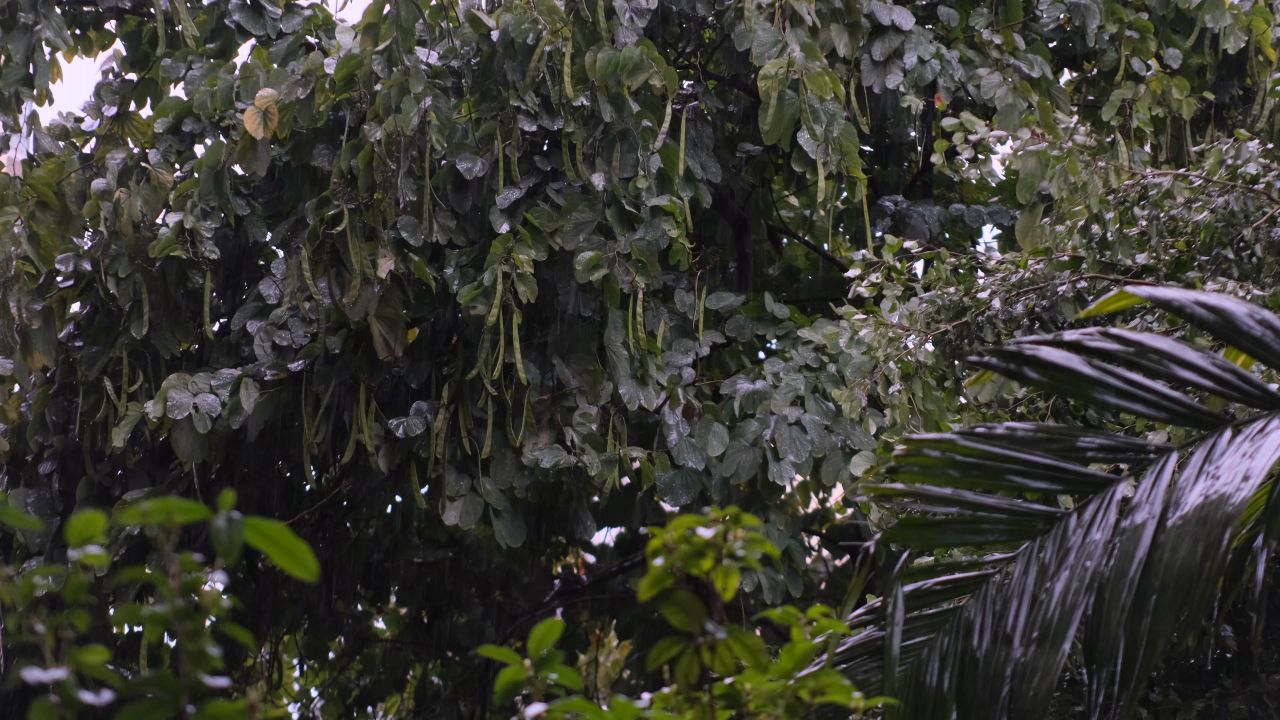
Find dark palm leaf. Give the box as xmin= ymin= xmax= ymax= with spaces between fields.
xmin=826 ymin=287 xmax=1280 ymax=719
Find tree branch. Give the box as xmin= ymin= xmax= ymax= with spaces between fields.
xmin=1119 ymin=165 xmax=1280 ymax=206
xmin=766 ymin=222 xmax=850 ymax=273
xmin=57 ymin=0 xmax=153 ymax=21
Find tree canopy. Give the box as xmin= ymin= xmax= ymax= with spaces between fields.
xmin=4 ymin=0 xmax=1280 ymax=717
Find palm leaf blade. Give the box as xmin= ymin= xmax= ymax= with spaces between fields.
xmin=973 ymin=345 xmax=1227 ymax=428
xmin=1119 ymin=285 xmax=1280 ymax=372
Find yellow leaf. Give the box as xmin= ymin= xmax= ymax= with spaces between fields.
xmin=1224 ymin=346 xmax=1256 ymax=370
xmin=407 ymin=327 xmax=420 ymax=343
xmin=964 ymin=369 xmax=996 ymax=388
xmin=242 ymin=104 xmax=278 ymax=140
xmin=253 ymin=87 xmax=280 ymax=111
xmin=1075 ymin=288 xmax=1145 ymax=318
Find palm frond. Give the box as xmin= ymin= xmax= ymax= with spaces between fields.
xmin=827 ymin=287 xmax=1280 ymax=719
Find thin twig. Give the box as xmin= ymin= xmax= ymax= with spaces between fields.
xmin=1250 ymin=204 xmax=1280 ymax=231
xmin=767 ymin=223 xmax=851 ymax=273
xmin=1113 ymin=164 xmax=1280 ymax=206
xmin=285 ymin=478 xmax=350 ymax=525
xmin=1006 ymin=272 xmax=1156 ymax=301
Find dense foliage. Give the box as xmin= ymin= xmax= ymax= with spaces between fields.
xmin=5 ymin=0 xmax=1280 ymax=717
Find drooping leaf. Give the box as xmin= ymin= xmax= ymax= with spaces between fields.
xmin=242 ymin=517 xmax=320 ymax=583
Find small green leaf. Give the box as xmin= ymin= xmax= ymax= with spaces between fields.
xmin=709 ymin=565 xmax=742 ymax=601
xmin=63 ymin=508 xmax=108 ymax=547
xmin=115 ymin=496 xmax=212 ymax=526
xmin=637 ymin=568 xmax=674 ymax=602
xmin=493 ymin=664 xmax=527 ymax=706
xmin=1015 ymin=152 xmax=1047 ymax=204
xmin=194 ymin=699 xmax=249 ymax=720
xmin=0 ymin=502 xmax=44 ymax=533
xmin=211 ymin=511 xmax=245 ymax=564
xmin=526 ymin=617 xmax=565 ymax=657
xmin=1014 ymin=202 xmax=1045 ymax=251
xmin=547 ymin=663 xmax=584 ymax=691
xmin=476 ymin=644 xmax=523 ymax=666
xmin=216 ymin=488 xmax=238 ymax=512
xmin=215 ymin=621 xmax=258 ymax=651
xmin=646 ymin=636 xmax=691 ymax=671
xmin=674 ymin=646 xmax=702 ymax=685
xmin=69 ymin=644 xmax=111 ymax=673
xmin=243 ymin=516 xmax=320 ymax=582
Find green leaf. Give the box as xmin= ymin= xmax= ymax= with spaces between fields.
xmin=194 ymin=700 xmax=250 ymax=720
xmin=0 ymin=501 xmax=44 ymax=533
xmin=111 ymin=403 xmax=143 ymax=448
xmin=657 ymin=589 xmax=708 ymax=633
xmin=492 ymin=508 xmax=528 ymax=548
xmin=1014 ymin=202 xmax=1045 ymax=251
xmin=397 ymin=215 xmax=424 ymax=246
xmin=211 ymin=511 xmax=245 ymax=564
xmin=705 ymin=422 xmax=730 ymax=457
xmin=166 ymin=387 xmax=194 ymax=419
xmin=709 ymin=565 xmax=741 ymax=601
xmin=114 ymin=698 xmax=175 ymax=720
xmin=657 ymin=468 xmax=702 ymax=506
xmin=646 ymin=636 xmax=691 ymax=671
xmin=573 ymin=250 xmax=609 ymax=283
xmin=1015 ymin=152 xmax=1047 ymax=204
xmin=442 ymin=492 xmax=485 ymax=528
xmin=526 ymin=617 xmax=565 ymax=657
xmin=493 ymin=664 xmax=527 ymax=706
xmin=476 ymin=644 xmax=523 ymax=666
xmin=456 ymin=153 xmax=489 ymax=180
xmin=243 ymin=516 xmax=320 ymax=583
xmin=115 ymin=496 xmax=212 ymax=526
xmin=63 ymin=508 xmax=108 ymax=547
xmin=216 ymin=488 xmax=238 ymax=512
xmin=238 ymin=378 xmax=260 ymax=415
xmin=848 ymin=449 xmax=877 ymax=478
xmin=674 ymin=646 xmax=702 ymax=685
